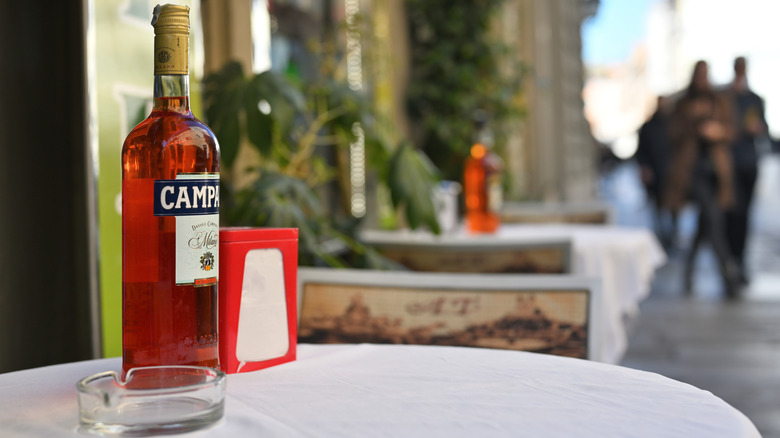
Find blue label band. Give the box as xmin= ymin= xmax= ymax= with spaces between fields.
xmin=154 ymin=179 xmax=220 ymax=216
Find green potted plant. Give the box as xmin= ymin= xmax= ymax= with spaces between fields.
xmin=203 ymin=61 xmax=441 ymax=268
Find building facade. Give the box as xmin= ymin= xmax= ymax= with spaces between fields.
xmin=504 ymin=0 xmax=599 ymax=201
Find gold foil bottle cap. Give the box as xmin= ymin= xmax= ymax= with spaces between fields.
xmin=152 ymin=4 xmax=190 ymax=75
xmin=152 ymin=4 xmax=190 ymax=35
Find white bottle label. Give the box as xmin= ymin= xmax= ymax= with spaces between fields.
xmin=154 ymin=173 xmax=219 ymax=286
xmin=487 ymin=174 xmax=503 ymax=213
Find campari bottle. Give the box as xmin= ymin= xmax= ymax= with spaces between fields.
xmin=464 ymin=112 xmax=504 ymax=233
xmin=121 ymin=4 xmax=220 ymax=373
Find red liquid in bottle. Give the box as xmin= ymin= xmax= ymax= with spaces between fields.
xmin=464 ymin=143 xmax=503 ymax=233
xmin=122 ymin=96 xmax=220 ymax=373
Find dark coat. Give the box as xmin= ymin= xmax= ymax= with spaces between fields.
xmin=662 ymin=91 xmax=735 ymax=214
xmin=725 ymin=86 xmax=766 ymax=172
xmin=636 ymin=110 xmax=672 ymax=198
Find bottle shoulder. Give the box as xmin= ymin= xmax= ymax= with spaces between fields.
xmin=123 ymin=112 xmax=219 ymax=152
xmin=465 ymin=151 xmax=503 ymax=172
xmin=483 ymin=151 xmax=504 ymax=170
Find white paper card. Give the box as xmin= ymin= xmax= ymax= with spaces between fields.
xmin=236 ymin=248 xmax=290 ymax=364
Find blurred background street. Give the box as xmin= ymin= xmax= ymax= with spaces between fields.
xmin=606 ymin=152 xmax=780 ymax=437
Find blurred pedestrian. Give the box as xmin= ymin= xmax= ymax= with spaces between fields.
xmin=723 ymin=56 xmax=767 ymax=285
xmin=663 ymin=60 xmax=741 ymax=298
xmin=636 ymin=95 xmax=676 ymax=249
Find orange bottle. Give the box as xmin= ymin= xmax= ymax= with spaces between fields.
xmin=121 ymin=5 xmax=220 ymax=373
xmin=464 ymin=116 xmax=503 ymax=233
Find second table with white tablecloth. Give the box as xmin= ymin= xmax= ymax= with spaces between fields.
xmin=362 ymin=223 xmax=667 ymax=364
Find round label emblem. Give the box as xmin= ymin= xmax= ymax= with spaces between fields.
xmin=157 ymin=50 xmax=171 ymax=64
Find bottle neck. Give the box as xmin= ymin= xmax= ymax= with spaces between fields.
xmin=153 ymin=74 xmax=190 ymax=113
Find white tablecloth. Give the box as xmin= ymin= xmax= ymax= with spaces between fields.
xmin=494 ymin=224 xmax=667 ymax=364
xmin=0 ymin=344 xmax=758 ymax=437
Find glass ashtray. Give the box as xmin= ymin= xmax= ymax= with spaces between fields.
xmin=77 ymin=366 xmax=226 ymax=436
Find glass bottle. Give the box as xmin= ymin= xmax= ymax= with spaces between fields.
xmin=464 ymin=114 xmax=503 ymax=233
xmin=121 ymin=4 xmax=220 ymax=373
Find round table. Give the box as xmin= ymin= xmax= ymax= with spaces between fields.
xmin=0 ymin=344 xmax=758 ymax=437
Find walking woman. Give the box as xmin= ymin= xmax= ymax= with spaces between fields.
xmin=663 ymin=60 xmax=741 ymax=298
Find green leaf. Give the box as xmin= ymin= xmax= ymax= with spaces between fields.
xmin=388 ymin=141 xmax=441 ymax=233
xmin=203 ymin=61 xmax=247 ymax=168
xmin=364 ymin=135 xmax=392 ymax=180
xmin=243 ymin=88 xmax=273 ymax=156
xmin=216 ymin=114 xmax=241 ymax=169
xmin=249 ymin=72 xmax=306 ymax=138
xmin=242 ymin=171 xmax=324 ymax=256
